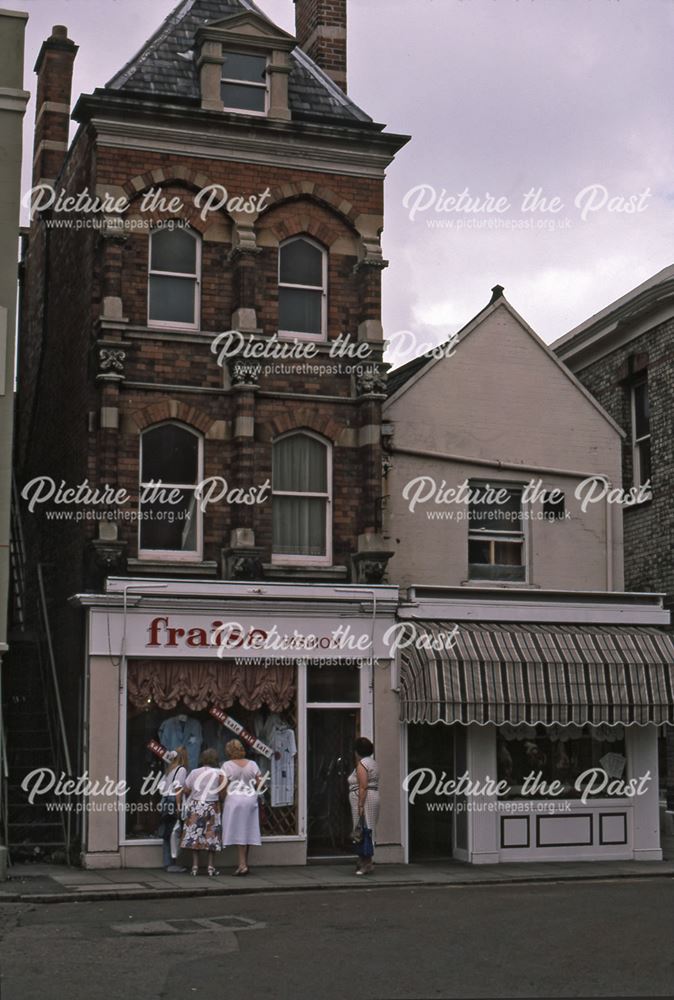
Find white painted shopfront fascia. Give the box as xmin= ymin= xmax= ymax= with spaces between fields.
xmin=74 ymin=580 xmax=398 ymax=869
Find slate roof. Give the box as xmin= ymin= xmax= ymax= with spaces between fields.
xmin=386 ymin=351 xmax=434 ymax=398
xmin=106 ymin=0 xmax=372 ymax=123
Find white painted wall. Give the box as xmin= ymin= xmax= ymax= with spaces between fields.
xmin=463 ymin=724 xmax=661 ymax=863
xmin=384 ymin=300 xmax=624 ymax=593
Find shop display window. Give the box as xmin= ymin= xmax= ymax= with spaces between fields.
xmin=497 ymin=723 xmax=627 ymax=798
xmin=124 ymin=660 xmax=297 ymax=840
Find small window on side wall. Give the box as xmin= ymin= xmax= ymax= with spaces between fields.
xmin=468 ymin=483 xmax=526 ymax=582
xmin=631 ymin=379 xmax=652 ymax=489
xmin=272 ymin=431 xmax=331 ymax=564
xmin=221 ymin=50 xmax=267 ymax=113
xmin=148 ymin=228 xmax=200 ymax=329
xmin=139 ymin=423 xmax=202 ymax=560
xmin=278 ymin=237 xmax=327 ymax=341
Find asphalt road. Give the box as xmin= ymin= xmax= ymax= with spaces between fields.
xmin=0 ymin=879 xmax=672 ymax=999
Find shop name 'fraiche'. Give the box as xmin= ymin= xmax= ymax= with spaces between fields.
xmin=145 ymin=617 xmax=459 ymax=656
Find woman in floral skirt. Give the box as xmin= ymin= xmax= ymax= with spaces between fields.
xmin=180 ymin=748 xmax=226 ymax=877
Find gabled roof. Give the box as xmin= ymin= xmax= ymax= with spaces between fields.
xmin=385 ymin=290 xmax=498 ymax=397
xmin=106 ymin=0 xmax=372 ymax=124
xmin=385 ymin=288 xmax=624 ymax=437
xmin=553 ymin=264 xmax=674 ymax=365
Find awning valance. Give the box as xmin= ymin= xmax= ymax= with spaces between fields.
xmin=400 ymin=622 xmax=674 ymax=727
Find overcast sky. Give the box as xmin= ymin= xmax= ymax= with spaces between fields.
xmin=16 ymin=0 xmax=674 ymax=350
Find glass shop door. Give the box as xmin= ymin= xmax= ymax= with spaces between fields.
xmin=306 ymin=664 xmax=361 ymax=857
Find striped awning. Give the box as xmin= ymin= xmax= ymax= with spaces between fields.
xmin=400 ymin=622 xmax=674 ymax=726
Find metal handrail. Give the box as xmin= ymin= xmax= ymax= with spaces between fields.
xmin=0 ymin=695 xmax=8 ymax=852
xmin=9 ymin=476 xmax=26 ymax=631
xmin=3 ymin=474 xmax=26 ymax=858
xmin=36 ymin=564 xmax=72 ymax=861
xmin=36 ymin=566 xmax=72 ymax=775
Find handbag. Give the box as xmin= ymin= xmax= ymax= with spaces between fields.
xmin=360 ymin=825 xmax=374 ymax=859
xmin=159 ymin=766 xmax=186 ymax=820
xmin=159 ymin=796 xmax=175 ymax=818
xmin=351 ymin=815 xmax=374 ymax=856
xmin=169 ymin=818 xmax=182 ymax=861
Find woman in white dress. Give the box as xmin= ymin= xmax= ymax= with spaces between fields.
xmin=348 ymin=736 xmax=380 ymax=876
xmin=221 ymin=739 xmax=263 ymax=876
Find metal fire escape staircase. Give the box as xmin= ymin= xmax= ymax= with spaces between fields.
xmin=2 ymin=475 xmax=73 ymax=863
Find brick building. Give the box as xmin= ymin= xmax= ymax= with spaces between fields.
xmin=0 ymin=8 xmax=29 ymax=869
xmin=553 ymin=265 xmax=674 ymax=611
xmin=553 ymin=265 xmax=674 ymax=822
xmin=12 ymin=0 xmax=409 ymax=868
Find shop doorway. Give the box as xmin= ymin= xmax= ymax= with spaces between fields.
xmin=407 ymin=722 xmax=454 ymax=861
xmin=306 ymin=663 xmax=362 ymax=857
xmin=307 ymin=708 xmax=359 ymax=856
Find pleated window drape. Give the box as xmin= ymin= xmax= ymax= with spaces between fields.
xmin=127 ymin=660 xmax=296 ymax=712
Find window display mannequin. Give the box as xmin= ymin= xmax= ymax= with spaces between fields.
xmin=159 ymin=713 xmax=203 ymax=772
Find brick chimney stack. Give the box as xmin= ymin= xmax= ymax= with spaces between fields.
xmin=32 ymin=25 xmax=78 ymax=188
xmin=294 ymin=0 xmax=347 ymax=93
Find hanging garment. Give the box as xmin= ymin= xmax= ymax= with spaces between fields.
xmin=270 ymin=726 xmax=297 ymax=808
xmin=159 ymin=715 xmax=203 ymax=772
xmin=254 ymin=712 xmax=284 ymax=774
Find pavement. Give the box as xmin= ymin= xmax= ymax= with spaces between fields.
xmin=2 ymin=841 xmax=674 ymax=904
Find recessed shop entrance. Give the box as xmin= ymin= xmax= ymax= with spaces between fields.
xmin=306 ymin=664 xmax=361 ymax=857
xmin=407 ymin=722 xmax=454 ymax=861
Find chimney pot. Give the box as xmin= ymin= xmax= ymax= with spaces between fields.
xmin=32 ymin=26 xmax=78 ymax=188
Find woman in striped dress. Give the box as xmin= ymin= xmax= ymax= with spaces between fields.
xmin=348 ymin=737 xmax=380 ymax=876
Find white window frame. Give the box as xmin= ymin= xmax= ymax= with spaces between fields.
xmin=271 ymin=430 xmax=332 ymax=566
xmin=630 ymin=379 xmax=651 ymax=488
xmin=467 ymin=481 xmax=528 ymax=584
xmin=221 ymin=49 xmax=269 ymax=117
xmin=138 ymin=422 xmax=204 ymax=562
xmin=278 ymin=236 xmax=328 ymax=343
xmin=147 ymin=227 xmax=201 ymax=331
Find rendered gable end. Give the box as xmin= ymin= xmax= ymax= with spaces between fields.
xmin=386 ymin=300 xmax=623 ymax=480
xmin=383 ymin=299 xmax=625 ymax=592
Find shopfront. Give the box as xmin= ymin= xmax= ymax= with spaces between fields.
xmin=398 ymin=607 xmax=674 ymax=865
xmin=76 ymin=579 xmax=398 ymax=869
